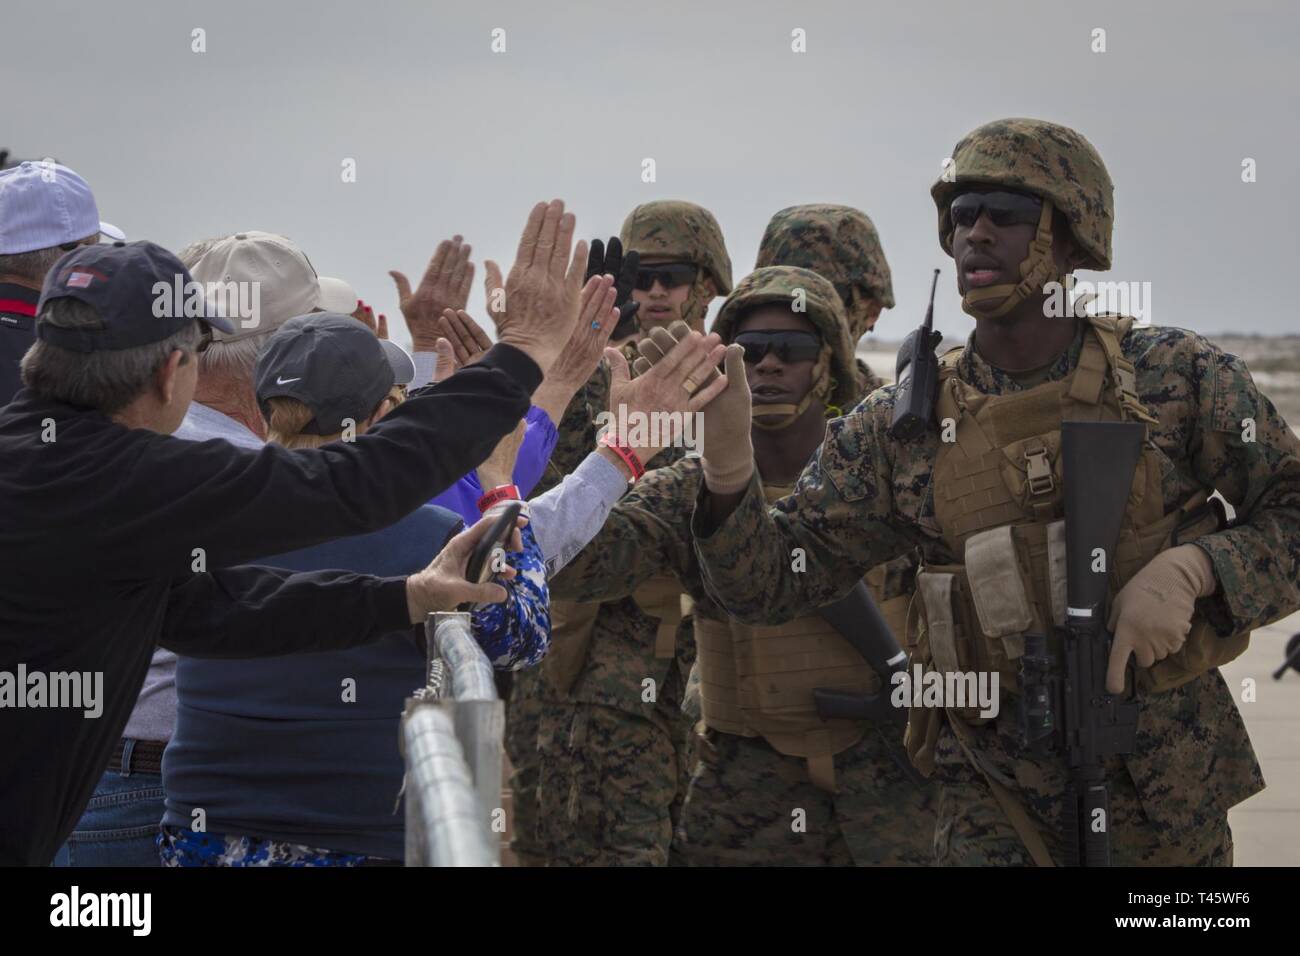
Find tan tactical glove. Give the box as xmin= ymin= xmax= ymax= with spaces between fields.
xmin=699 ymin=343 xmax=754 ymax=495
xmin=1105 ymin=544 xmax=1218 ymax=693
xmin=628 ymin=321 xmax=752 ymax=493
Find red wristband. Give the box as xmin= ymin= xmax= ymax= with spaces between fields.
xmin=599 ymin=432 xmax=645 ymax=482
xmin=477 ymin=484 xmax=521 ymax=513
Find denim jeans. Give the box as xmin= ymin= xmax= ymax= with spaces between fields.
xmin=51 ymin=751 xmax=166 ymax=867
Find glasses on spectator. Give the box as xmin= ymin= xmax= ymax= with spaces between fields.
xmin=949 ymin=190 xmax=1044 ymax=229
xmin=634 ymin=262 xmax=698 ymax=291
xmin=734 ymin=329 xmax=822 ymax=364
xmin=196 ymin=325 xmax=213 ymax=354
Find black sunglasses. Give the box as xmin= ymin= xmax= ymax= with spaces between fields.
xmin=634 ymin=262 xmax=698 ymax=291
xmin=734 ymin=330 xmax=821 ymax=364
xmin=196 ymin=324 xmax=213 ymax=354
xmin=949 ymin=191 xmax=1043 ymax=229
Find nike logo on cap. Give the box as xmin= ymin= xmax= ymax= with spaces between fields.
xmin=276 ymin=376 xmax=302 ymax=385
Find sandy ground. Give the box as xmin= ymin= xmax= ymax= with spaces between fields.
xmin=1223 ymin=610 xmax=1300 ymax=865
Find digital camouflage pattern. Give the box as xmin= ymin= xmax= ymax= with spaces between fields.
xmin=855 ymin=358 xmax=884 ymax=397
xmin=550 ymin=455 xmax=938 ymax=865
xmin=620 ymin=200 xmax=734 ymax=295
xmin=755 ymin=204 xmax=894 ymax=400
xmin=535 ymin=698 xmax=684 ymax=866
xmin=675 ymin=728 xmax=935 ymax=866
xmin=712 ymin=265 xmax=860 ymax=415
xmin=931 ymin=118 xmax=1114 ymax=270
xmin=755 ymin=204 xmax=896 ymax=312
xmin=508 ymin=349 xmax=696 ymax=866
xmin=503 ymin=683 xmax=545 ymax=865
xmin=692 ymin=319 xmax=1300 ymax=864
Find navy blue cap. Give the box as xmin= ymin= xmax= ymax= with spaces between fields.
xmin=36 ymin=240 xmax=235 ymax=352
xmin=255 ymin=313 xmax=408 ymax=435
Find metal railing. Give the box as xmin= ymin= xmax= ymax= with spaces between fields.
xmin=400 ymin=611 xmax=504 ymax=866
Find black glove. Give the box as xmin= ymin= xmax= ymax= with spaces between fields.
xmin=586 ymin=237 xmax=640 ymax=339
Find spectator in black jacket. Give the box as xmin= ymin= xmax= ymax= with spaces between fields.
xmin=0 ymin=199 xmax=650 ymax=865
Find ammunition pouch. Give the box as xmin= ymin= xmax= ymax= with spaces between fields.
xmin=904 ymin=316 xmax=1252 ymax=771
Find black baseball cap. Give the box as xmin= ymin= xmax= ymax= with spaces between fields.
xmin=255 ymin=313 xmax=416 ymax=435
xmin=35 ymin=240 xmax=235 ymax=352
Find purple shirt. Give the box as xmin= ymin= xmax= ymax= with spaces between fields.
xmin=429 ymin=404 xmax=557 ymax=522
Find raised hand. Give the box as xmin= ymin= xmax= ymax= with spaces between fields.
xmin=531 ymin=274 xmax=618 ymax=424
xmin=437 ymin=308 xmax=494 ymax=367
xmin=352 ymin=301 xmax=389 ymax=340
xmin=430 ymin=337 xmax=459 ymax=384
xmin=586 ymin=237 xmax=640 ymax=339
xmin=485 ymin=200 xmax=587 ymax=376
xmin=389 ymin=235 xmax=475 ymax=352
xmin=627 ymin=321 xmax=753 ymax=493
xmin=603 ymin=323 xmax=728 ymax=466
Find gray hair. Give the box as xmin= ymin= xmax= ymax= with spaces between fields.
xmin=0 ymin=246 xmax=73 ymax=287
xmin=20 ymin=297 xmax=202 ymax=414
xmin=176 ymin=238 xmax=223 ymax=270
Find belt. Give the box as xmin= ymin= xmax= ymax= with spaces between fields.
xmin=111 ymin=738 xmax=167 ymax=776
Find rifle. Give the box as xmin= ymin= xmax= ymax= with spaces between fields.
xmin=1018 ymin=421 xmax=1143 ymax=866
xmin=888 ymin=269 xmax=943 ymax=441
xmin=812 ymin=580 xmax=926 ymax=786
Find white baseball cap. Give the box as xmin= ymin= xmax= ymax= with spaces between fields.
xmin=0 ymin=161 xmax=123 ymax=254
xmin=317 ymin=275 xmax=360 ymax=315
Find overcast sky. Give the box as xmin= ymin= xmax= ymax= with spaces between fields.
xmin=6 ymin=0 xmax=1297 ymax=346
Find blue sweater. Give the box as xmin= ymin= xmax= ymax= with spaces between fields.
xmin=162 ymin=505 xmax=462 ymax=861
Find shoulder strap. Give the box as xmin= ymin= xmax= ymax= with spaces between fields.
xmin=1084 ymin=315 xmax=1159 ymax=425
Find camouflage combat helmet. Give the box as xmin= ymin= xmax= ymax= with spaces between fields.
xmin=713 ymin=266 xmax=858 ymax=423
xmin=620 ymin=200 xmax=733 ymax=295
xmin=929 ymin=118 xmax=1113 ymax=318
xmin=931 ymin=118 xmax=1114 ymax=271
xmin=755 ymin=204 xmax=896 ymax=311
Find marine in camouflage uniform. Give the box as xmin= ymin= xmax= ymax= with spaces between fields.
xmin=691 ymin=119 xmax=1300 ymax=866
xmin=552 ymin=266 xmax=937 ymax=866
xmin=506 ymin=201 xmax=732 ymax=865
xmin=755 ymin=204 xmax=896 ymax=397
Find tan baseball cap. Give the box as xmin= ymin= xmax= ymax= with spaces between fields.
xmin=188 ymin=231 xmax=321 ymax=342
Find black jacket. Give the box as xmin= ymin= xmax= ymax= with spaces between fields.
xmin=0 ymin=343 xmax=539 ymax=865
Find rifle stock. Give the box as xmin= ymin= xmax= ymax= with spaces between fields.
xmin=812 ymin=581 xmax=926 ymax=786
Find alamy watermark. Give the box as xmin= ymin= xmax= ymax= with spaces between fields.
xmin=1043 ymin=276 xmax=1153 ymax=324
xmin=595 ymin=403 xmax=703 ymax=454
xmin=0 ymin=663 xmax=102 ymax=718
xmin=891 ymin=665 xmax=1000 ymax=719
xmin=152 ymin=275 xmax=262 ymax=329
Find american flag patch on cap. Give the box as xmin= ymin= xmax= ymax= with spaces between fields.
xmin=66 ymin=272 xmax=95 ymax=288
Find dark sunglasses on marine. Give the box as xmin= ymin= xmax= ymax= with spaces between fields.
xmin=634 ymin=262 xmax=698 ymax=291
xmin=734 ymin=329 xmax=821 ymax=364
xmin=949 ymin=190 xmax=1043 ymax=229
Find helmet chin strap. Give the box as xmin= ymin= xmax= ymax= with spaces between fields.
xmin=675 ymin=277 xmax=711 ymax=332
xmin=750 ymin=346 xmax=832 ymax=431
xmin=960 ymin=199 xmax=1059 ymax=320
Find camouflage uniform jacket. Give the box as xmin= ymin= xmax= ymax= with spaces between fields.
xmin=531 ymin=353 xmax=693 ymax=722
xmin=693 ymin=320 xmax=1300 ymax=839
xmin=855 ymin=358 xmax=884 ymax=398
